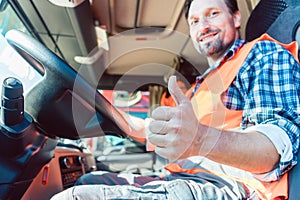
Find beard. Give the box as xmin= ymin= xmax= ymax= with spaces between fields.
xmin=198 ymin=36 xmax=224 ymax=58
xmin=193 ymin=28 xmax=232 ymax=59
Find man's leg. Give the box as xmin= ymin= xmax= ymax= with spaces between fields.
xmin=51 ymin=177 xmax=256 ymax=199
xmin=75 ymin=171 xmax=159 ymax=186
xmin=51 ymin=179 xmax=196 ymax=200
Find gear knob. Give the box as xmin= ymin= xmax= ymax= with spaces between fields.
xmin=1 ymin=77 xmax=24 ymax=126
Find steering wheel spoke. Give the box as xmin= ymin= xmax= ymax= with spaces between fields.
xmin=5 ymin=29 xmax=127 ymax=139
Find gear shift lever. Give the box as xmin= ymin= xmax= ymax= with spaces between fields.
xmin=0 ymin=77 xmax=58 ymax=199
xmin=1 ymin=77 xmax=24 ymax=126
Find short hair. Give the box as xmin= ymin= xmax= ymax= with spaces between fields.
xmin=184 ymin=0 xmax=239 ymax=19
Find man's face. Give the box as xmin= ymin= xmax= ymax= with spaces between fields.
xmin=188 ymin=0 xmax=241 ymax=61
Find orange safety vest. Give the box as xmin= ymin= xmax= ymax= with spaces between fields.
xmin=165 ymin=33 xmax=298 ymax=200
xmin=160 ymin=80 xmax=189 ymax=107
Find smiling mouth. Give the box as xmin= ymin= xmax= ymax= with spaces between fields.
xmin=198 ymin=32 xmax=218 ymax=42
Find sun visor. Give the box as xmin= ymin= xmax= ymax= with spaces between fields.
xmin=13 ymin=0 xmax=98 ymax=69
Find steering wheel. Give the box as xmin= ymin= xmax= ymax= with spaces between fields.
xmin=5 ymin=29 xmax=128 ymax=139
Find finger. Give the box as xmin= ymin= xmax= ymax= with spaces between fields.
xmin=147 ymin=132 xmax=170 ymax=147
xmin=151 ymin=106 xmax=174 ymax=121
xmin=168 ymin=76 xmax=189 ymax=106
xmin=154 ymin=146 xmax=169 ymax=159
xmin=155 ymin=146 xmax=177 ymax=162
xmin=149 ymin=120 xmax=169 ymax=134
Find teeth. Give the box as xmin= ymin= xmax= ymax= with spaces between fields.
xmin=200 ymin=36 xmax=210 ymax=42
xmin=200 ymin=33 xmax=216 ymax=42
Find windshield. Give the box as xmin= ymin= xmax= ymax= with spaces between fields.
xmin=0 ymin=1 xmax=149 ymax=160
xmin=0 ymin=2 xmax=42 ymax=96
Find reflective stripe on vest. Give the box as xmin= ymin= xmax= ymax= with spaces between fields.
xmin=165 ymin=33 xmax=298 ymax=200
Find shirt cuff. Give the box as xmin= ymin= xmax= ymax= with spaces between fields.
xmin=245 ymin=124 xmax=293 ymax=182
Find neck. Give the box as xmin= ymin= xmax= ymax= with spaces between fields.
xmin=207 ymin=58 xmax=217 ymax=67
xmin=207 ymin=55 xmax=223 ymax=67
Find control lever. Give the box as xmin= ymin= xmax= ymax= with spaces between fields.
xmin=0 ymin=77 xmax=58 ymax=200
xmin=1 ymin=77 xmax=24 ymax=126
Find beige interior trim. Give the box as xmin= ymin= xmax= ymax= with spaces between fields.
xmin=92 ymin=0 xmax=185 ymax=37
xmin=246 ymin=0 xmax=260 ymax=11
xmin=165 ymin=0 xmax=185 ymax=30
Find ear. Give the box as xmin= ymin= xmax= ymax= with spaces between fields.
xmin=233 ymin=11 xmax=241 ymax=29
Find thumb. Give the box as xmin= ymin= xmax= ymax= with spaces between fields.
xmin=168 ymin=76 xmax=188 ymax=106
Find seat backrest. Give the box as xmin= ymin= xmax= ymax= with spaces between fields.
xmin=245 ymin=0 xmax=300 ymax=199
xmin=246 ymin=0 xmax=300 ymax=60
xmin=289 ymin=152 xmax=300 ymax=200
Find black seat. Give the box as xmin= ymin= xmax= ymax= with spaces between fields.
xmin=245 ymin=0 xmax=300 ymax=199
xmin=246 ymin=0 xmax=300 ymax=60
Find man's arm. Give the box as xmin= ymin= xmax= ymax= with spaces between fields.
xmin=148 ymin=76 xmax=280 ymax=174
xmin=117 ymin=109 xmax=147 ymax=144
xmin=196 ymin=125 xmax=280 ymax=173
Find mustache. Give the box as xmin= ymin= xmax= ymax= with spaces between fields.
xmin=196 ymin=29 xmax=220 ymax=41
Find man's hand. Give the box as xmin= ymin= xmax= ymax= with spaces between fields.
xmin=148 ymin=76 xmax=201 ymax=161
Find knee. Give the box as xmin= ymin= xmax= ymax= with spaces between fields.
xmin=75 ymin=171 xmax=110 ymax=185
xmin=75 ymin=173 xmax=95 ymax=185
xmin=51 ymin=185 xmax=105 ymax=200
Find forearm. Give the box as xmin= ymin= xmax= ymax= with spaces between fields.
xmin=195 ymin=125 xmax=280 ymax=174
xmin=118 ymin=109 xmax=146 ymax=144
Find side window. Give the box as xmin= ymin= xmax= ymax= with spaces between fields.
xmin=0 ymin=2 xmax=41 ymax=95
xmin=0 ymin=1 xmax=29 ymax=36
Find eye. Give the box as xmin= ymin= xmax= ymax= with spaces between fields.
xmin=209 ymin=10 xmax=220 ymax=17
xmin=189 ymin=18 xmax=199 ymax=26
xmin=190 ymin=20 xmax=197 ymax=26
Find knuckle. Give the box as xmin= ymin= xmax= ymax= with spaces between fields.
xmin=168 ymin=123 xmax=180 ymax=132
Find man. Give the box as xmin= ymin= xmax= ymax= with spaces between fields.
xmin=51 ymin=0 xmax=300 ymax=199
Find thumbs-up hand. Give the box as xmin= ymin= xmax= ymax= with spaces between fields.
xmin=148 ymin=76 xmax=201 ymax=161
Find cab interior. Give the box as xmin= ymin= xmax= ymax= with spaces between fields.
xmin=0 ymin=0 xmax=299 ymax=199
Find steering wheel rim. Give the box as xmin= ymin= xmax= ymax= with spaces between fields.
xmin=5 ymin=29 xmax=128 ymax=139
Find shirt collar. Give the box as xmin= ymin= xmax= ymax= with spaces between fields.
xmin=223 ymin=39 xmax=246 ymax=61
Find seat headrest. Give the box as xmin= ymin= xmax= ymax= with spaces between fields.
xmin=246 ymin=0 xmax=288 ymax=41
xmin=246 ymin=0 xmax=300 ymax=44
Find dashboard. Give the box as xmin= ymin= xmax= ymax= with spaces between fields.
xmin=21 ymin=146 xmax=96 ymax=200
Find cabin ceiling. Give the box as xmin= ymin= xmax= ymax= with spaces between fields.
xmin=8 ymin=0 xmax=258 ymax=89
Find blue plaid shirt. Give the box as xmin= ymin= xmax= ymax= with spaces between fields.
xmin=195 ymin=39 xmax=300 ymax=180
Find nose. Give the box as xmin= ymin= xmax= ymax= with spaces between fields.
xmin=190 ymin=19 xmax=210 ymax=41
